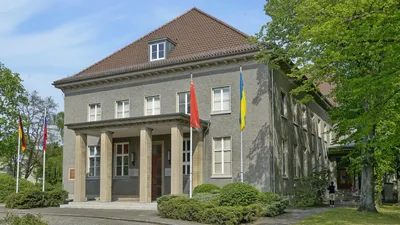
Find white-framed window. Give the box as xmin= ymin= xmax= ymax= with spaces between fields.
xmin=294 ymin=144 xmax=299 ymax=178
xmin=292 ymin=99 xmax=298 ymax=123
xmin=324 ymin=124 xmax=328 ymax=143
xmin=182 ymin=139 xmax=190 ymax=175
xmin=212 ymin=137 xmax=232 ymax=176
xmin=282 ymin=139 xmax=288 ymax=177
xmin=177 ymin=92 xmax=190 ymax=114
xmin=280 ymin=92 xmax=287 ymax=117
xmin=145 ymin=95 xmax=160 ymax=115
xmin=150 ymin=42 xmax=165 ymax=61
xmin=302 ymin=106 xmax=307 ymax=130
xmin=212 ymin=87 xmax=230 ymax=112
xmin=115 ymin=143 xmax=129 ymax=176
xmin=116 ymin=100 xmax=130 ymax=118
xmin=88 ymin=146 xmax=100 ymax=177
xmin=89 ymin=103 xmax=101 ymax=121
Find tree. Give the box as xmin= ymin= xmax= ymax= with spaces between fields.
xmin=0 ymin=63 xmax=27 ymax=177
xmin=34 ymin=144 xmax=63 ymax=186
xmin=19 ymin=91 xmax=57 ymax=179
xmin=253 ymin=0 xmax=400 ymax=212
xmin=52 ymin=112 xmax=64 ymax=141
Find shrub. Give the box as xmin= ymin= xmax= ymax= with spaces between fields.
xmin=0 ymin=174 xmax=16 ymax=203
xmin=258 ymin=192 xmax=280 ymax=205
xmin=240 ymin=204 xmax=263 ymax=223
xmin=156 ymin=194 xmax=185 ymax=205
xmin=5 ymin=190 xmax=46 ymax=209
xmin=200 ymin=206 xmax=243 ymax=225
xmin=220 ymin=182 xmax=259 ymax=206
xmin=0 ymin=213 xmax=48 ymax=225
xmin=20 ymin=179 xmax=39 ymax=191
xmin=193 ymin=184 xmax=221 ymax=194
xmin=193 ymin=192 xmax=220 ymax=202
xmin=44 ymin=190 xmax=68 ymax=207
xmin=292 ymin=168 xmax=330 ymax=207
xmin=158 ymin=198 xmax=213 ymax=221
xmin=262 ymin=197 xmax=289 ymax=217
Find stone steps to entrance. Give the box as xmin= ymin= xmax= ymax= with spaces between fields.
xmin=60 ymin=201 xmax=158 ymax=211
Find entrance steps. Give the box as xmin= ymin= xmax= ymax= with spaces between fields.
xmin=60 ymin=201 xmax=157 ymax=211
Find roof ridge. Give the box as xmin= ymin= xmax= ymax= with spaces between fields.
xmin=71 ymin=7 xmax=199 ymax=78
xmin=191 ymin=7 xmax=249 ymax=38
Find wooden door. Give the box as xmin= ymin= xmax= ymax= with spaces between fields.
xmin=152 ymin=144 xmax=162 ymax=201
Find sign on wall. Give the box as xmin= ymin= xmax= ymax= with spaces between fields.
xmin=69 ymin=168 xmax=75 ymax=180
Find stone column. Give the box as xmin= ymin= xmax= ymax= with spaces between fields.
xmin=74 ymin=132 xmax=87 ymax=202
xmin=139 ymin=127 xmax=152 ymax=203
xmin=192 ymin=131 xmax=203 ymax=190
xmin=100 ymin=131 xmax=113 ymax=202
xmin=170 ymin=124 xmax=183 ymax=195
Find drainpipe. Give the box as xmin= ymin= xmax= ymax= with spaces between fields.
xmin=202 ymin=121 xmax=210 ymax=184
xmin=271 ymin=68 xmax=276 ymax=193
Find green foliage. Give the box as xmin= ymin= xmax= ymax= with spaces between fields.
xmin=156 ymin=194 xmax=185 ymax=205
xmin=158 ymin=198 xmax=215 ymax=222
xmin=258 ymin=192 xmax=280 ymax=205
xmin=220 ymin=182 xmax=259 ymax=206
xmin=0 ymin=213 xmax=48 ymax=225
xmin=193 ymin=184 xmax=221 ymax=194
xmin=292 ymin=169 xmax=331 ymax=207
xmin=0 ymin=175 xmax=38 ymax=203
xmin=262 ymin=198 xmax=289 ymax=217
xmin=34 ymin=144 xmax=63 ymax=186
xmin=193 ymin=192 xmax=220 ymax=203
xmin=5 ymin=189 xmax=69 ymax=209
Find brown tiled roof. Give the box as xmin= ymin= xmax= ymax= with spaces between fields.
xmin=54 ymin=7 xmax=253 ymax=85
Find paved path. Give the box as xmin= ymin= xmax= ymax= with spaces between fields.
xmin=0 ymin=203 xmax=354 ymax=225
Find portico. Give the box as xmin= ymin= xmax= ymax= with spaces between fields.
xmin=67 ymin=113 xmax=209 ymax=203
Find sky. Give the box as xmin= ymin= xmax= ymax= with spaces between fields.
xmin=0 ymin=0 xmax=270 ymax=111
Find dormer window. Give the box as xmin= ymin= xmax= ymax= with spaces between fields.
xmin=150 ymin=42 xmax=165 ymax=61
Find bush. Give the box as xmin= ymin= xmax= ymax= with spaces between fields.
xmin=34 ymin=182 xmax=61 ymax=192
xmin=262 ymin=197 xmax=289 ymax=217
xmin=193 ymin=184 xmax=221 ymax=194
xmin=156 ymin=194 xmax=185 ymax=205
xmin=193 ymin=192 xmax=220 ymax=202
xmin=220 ymin=182 xmax=259 ymax=206
xmin=158 ymin=198 xmax=214 ymax=221
xmin=258 ymin=192 xmax=280 ymax=205
xmin=5 ymin=189 xmax=69 ymax=209
xmin=200 ymin=206 xmax=243 ymax=225
xmin=20 ymin=179 xmax=39 ymax=191
xmin=292 ymin=168 xmax=331 ymax=207
xmin=0 ymin=213 xmax=48 ymax=225
xmin=5 ymin=190 xmax=46 ymax=209
xmin=0 ymin=174 xmax=16 ymax=203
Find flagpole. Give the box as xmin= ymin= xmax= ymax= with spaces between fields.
xmin=16 ymin=126 xmax=21 ymax=193
xmin=42 ymin=108 xmax=47 ymax=192
xmin=189 ymin=73 xmax=193 ymax=198
xmin=240 ymin=66 xmax=244 ymax=183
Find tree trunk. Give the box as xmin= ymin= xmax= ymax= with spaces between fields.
xmin=358 ymin=163 xmax=378 ymax=212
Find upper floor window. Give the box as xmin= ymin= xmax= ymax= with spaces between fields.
xmin=292 ymin=99 xmax=298 ymax=123
xmin=178 ymin=92 xmax=190 ymax=114
xmin=145 ymin=95 xmax=160 ymax=115
xmin=317 ymin=119 xmax=321 ymax=137
xmin=183 ymin=139 xmax=190 ymax=175
xmin=212 ymin=87 xmax=230 ymax=113
xmin=302 ymin=106 xmax=307 ymax=130
xmin=280 ymin=92 xmax=287 ymax=117
xmin=89 ymin=103 xmax=101 ymax=121
xmin=282 ymin=139 xmax=288 ymax=177
xmin=116 ymin=100 xmax=130 ymax=118
xmin=150 ymin=42 xmax=165 ymax=61
xmin=88 ymin=146 xmax=100 ymax=177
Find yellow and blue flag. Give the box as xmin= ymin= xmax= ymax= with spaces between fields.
xmin=239 ymin=70 xmax=246 ymax=131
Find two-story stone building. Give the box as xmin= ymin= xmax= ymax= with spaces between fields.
xmin=53 ymin=8 xmax=333 ymax=203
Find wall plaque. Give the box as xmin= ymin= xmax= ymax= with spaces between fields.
xmin=69 ymin=168 xmax=75 ymax=180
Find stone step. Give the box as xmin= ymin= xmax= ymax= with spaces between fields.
xmin=60 ymin=201 xmax=158 ymax=211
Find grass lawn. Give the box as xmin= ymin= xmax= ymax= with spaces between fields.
xmin=296 ymin=205 xmax=400 ymax=225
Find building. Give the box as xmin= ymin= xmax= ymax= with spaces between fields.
xmin=53 ymin=8 xmax=333 ymax=203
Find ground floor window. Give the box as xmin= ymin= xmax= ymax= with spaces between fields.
xmin=115 ymin=143 xmax=129 ymax=176
xmin=182 ymin=139 xmax=190 ymax=175
xmin=212 ymin=137 xmax=232 ymax=176
xmin=88 ymin=146 xmax=100 ymax=177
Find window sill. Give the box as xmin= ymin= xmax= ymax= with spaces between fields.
xmin=303 ymin=127 xmax=308 ymax=131
xmin=113 ymin=176 xmax=130 ymax=179
xmin=293 ymin=122 xmax=299 ymax=126
xmin=281 ymin=115 xmax=288 ymax=120
xmin=87 ymin=177 xmax=99 ymax=180
xmin=210 ymin=175 xmax=232 ymax=179
xmin=282 ymin=176 xmax=289 ymax=180
xmin=210 ymin=111 xmax=231 ymax=116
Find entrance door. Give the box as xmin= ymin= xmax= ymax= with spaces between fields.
xmin=151 ymin=144 xmax=162 ymax=201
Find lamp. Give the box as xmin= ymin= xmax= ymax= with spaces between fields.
xmin=167 ymin=150 xmax=171 ymax=165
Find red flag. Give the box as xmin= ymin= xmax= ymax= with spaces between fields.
xmin=190 ymin=81 xmax=200 ymax=129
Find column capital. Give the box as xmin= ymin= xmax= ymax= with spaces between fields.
xmin=100 ymin=130 xmax=114 ymax=135
xmin=75 ymin=131 xmax=87 ymax=136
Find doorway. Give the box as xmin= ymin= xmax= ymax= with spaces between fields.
xmin=152 ymin=143 xmax=163 ymax=201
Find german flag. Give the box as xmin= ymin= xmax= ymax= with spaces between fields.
xmin=18 ymin=116 xmax=27 ymax=151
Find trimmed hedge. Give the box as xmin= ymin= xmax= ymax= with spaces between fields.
xmin=193 ymin=184 xmax=221 ymax=194
xmin=258 ymin=192 xmax=280 ymax=205
xmin=5 ymin=189 xmax=69 ymax=209
xmin=220 ymin=182 xmax=259 ymax=206
xmin=0 ymin=213 xmax=48 ymax=225
xmin=262 ymin=197 xmax=289 ymax=217
xmin=0 ymin=174 xmax=39 ymax=203
xmin=158 ymin=197 xmax=262 ymax=225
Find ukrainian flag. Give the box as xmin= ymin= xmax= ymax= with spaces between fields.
xmin=239 ymin=70 xmax=246 ymax=131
